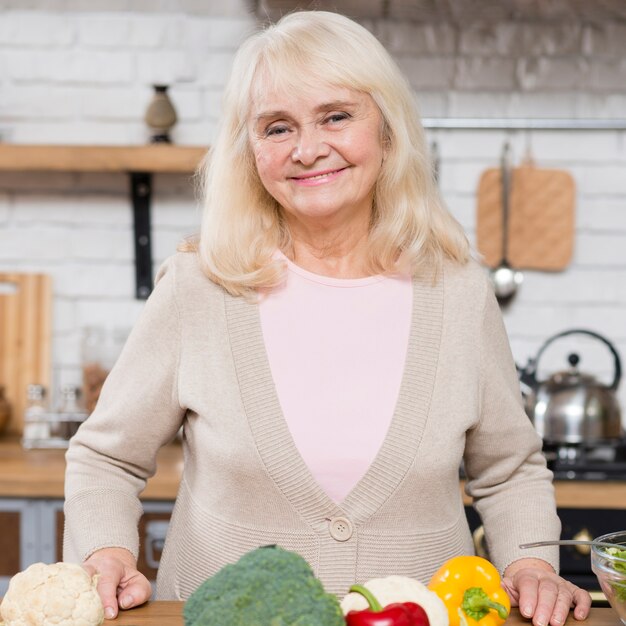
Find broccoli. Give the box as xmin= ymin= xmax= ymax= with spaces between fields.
xmin=184 ymin=545 xmax=345 ymax=626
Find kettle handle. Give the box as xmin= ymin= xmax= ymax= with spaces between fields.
xmin=533 ymin=328 xmax=622 ymax=391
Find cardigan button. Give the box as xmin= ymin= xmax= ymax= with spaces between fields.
xmin=329 ymin=516 xmax=353 ymax=541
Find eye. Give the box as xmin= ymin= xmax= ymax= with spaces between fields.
xmin=265 ymin=124 xmax=291 ymax=139
xmin=325 ymin=112 xmax=351 ymax=125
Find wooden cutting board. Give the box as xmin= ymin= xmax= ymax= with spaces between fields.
xmin=476 ymin=163 xmax=576 ymax=271
xmin=0 ymin=273 xmax=52 ymax=436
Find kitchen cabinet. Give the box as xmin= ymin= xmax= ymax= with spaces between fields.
xmin=0 ymin=498 xmax=62 ymax=596
xmin=0 ymin=497 xmax=174 ymax=597
xmin=0 ymin=501 xmax=26 ymax=581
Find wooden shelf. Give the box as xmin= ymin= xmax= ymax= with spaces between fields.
xmin=0 ymin=144 xmax=207 ymax=173
xmin=0 ymin=143 xmax=208 ymax=298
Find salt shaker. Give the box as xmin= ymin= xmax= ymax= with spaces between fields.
xmin=54 ymin=385 xmax=86 ymax=440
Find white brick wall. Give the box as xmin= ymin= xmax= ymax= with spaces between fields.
xmin=1 ymin=4 xmax=626 ymax=422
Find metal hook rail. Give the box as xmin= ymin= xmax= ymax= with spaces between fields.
xmin=421 ymin=117 xmax=626 ymax=131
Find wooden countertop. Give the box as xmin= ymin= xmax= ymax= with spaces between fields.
xmin=0 ymin=438 xmax=625 ymax=507
xmin=0 ymin=439 xmax=183 ymax=500
xmin=0 ymin=602 xmax=619 ymax=625
xmin=113 ymin=602 xmax=181 ymax=625
xmin=459 ymin=479 xmax=626 ymax=509
xmin=110 ymin=605 xmax=621 ymax=626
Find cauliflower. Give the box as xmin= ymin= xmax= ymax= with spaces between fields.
xmin=0 ymin=562 xmax=104 ymax=626
xmin=341 ymin=575 xmax=449 ymax=626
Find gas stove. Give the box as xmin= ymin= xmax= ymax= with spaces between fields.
xmin=543 ymin=440 xmax=626 ymax=481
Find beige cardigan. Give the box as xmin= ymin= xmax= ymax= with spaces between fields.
xmin=64 ymin=251 xmax=560 ymax=599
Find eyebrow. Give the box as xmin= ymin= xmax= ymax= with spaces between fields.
xmin=253 ymin=100 xmax=359 ymax=124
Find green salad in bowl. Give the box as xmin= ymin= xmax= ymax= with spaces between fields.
xmin=591 ymin=531 xmax=626 ymax=625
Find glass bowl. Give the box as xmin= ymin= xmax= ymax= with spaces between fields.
xmin=591 ymin=531 xmax=626 ymax=625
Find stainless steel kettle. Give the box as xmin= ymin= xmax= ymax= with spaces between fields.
xmin=518 ymin=329 xmax=624 ymax=445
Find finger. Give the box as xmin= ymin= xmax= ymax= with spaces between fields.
xmin=572 ymin=587 xmax=592 ymax=620
xmin=515 ymin=572 xmax=540 ymax=619
xmin=81 ymin=560 xmax=117 ymax=617
xmin=117 ymin=571 xmax=152 ymax=610
xmin=96 ymin=574 xmax=123 ymax=620
xmin=533 ymin=578 xmax=559 ymax=626
xmin=501 ymin=576 xmax=520 ymax=606
xmin=549 ymin=585 xmax=573 ymax=626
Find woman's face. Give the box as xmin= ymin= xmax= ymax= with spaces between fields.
xmin=248 ymin=82 xmax=385 ymax=229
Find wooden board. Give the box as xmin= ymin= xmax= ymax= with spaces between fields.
xmin=0 ymin=273 xmax=52 ymax=436
xmin=476 ymin=164 xmax=576 ymax=271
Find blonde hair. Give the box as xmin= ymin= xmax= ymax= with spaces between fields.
xmin=186 ymin=10 xmax=469 ymax=297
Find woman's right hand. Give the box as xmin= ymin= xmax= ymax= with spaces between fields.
xmin=82 ymin=547 xmax=152 ymax=620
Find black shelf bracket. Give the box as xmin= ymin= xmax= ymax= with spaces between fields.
xmin=130 ymin=172 xmax=153 ymax=300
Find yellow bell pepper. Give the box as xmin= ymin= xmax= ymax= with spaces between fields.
xmin=428 ymin=556 xmax=510 ymax=626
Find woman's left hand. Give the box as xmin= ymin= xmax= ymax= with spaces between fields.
xmin=502 ymin=558 xmax=591 ymax=626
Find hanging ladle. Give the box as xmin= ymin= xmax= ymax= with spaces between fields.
xmin=489 ymin=142 xmax=523 ymax=304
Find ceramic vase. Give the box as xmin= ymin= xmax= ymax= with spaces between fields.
xmin=144 ymin=85 xmax=178 ymax=143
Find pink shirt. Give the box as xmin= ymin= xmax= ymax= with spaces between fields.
xmin=259 ymin=255 xmax=413 ymax=503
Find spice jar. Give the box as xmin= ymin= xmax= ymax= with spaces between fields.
xmin=81 ymin=327 xmax=128 ymax=413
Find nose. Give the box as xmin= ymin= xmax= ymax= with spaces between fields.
xmin=291 ymin=125 xmax=330 ymax=165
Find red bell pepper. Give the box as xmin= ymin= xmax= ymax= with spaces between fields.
xmin=345 ymin=584 xmax=431 ymax=626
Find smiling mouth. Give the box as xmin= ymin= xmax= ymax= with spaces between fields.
xmin=290 ymin=167 xmax=347 ymax=181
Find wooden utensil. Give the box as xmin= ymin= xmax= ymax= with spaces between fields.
xmin=477 ymin=161 xmax=575 ymax=271
xmin=0 ymin=273 xmax=52 ymax=436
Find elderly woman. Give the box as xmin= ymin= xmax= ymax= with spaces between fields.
xmin=64 ymin=10 xmax=591 ymax=626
